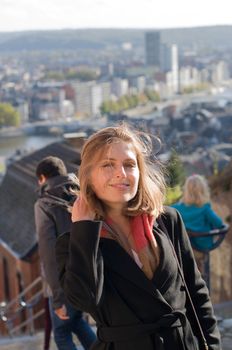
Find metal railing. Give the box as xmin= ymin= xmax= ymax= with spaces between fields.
xmin=0 ymin=276 xmax=45 ymax=337
xmin=188 ymin=224 xmax=229 ymax=291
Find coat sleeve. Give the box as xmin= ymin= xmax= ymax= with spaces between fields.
xmin=56 ymin=220 xmax=104 ymax=314
xmin=162 ymin=207 xmax=221 ymax=350
xmin=34 ymin=201 xmax=65 ymax=309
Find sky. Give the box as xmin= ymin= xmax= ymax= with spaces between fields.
xmin=1 ymin=0 xmax=232 ymax=32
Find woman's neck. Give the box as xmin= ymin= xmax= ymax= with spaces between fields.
xmin=106 ymin=209 xmax=131 ymax=236
xmin=105 ymin=204 xmax=124 ymax=219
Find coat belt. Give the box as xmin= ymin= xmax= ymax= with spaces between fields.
xmin=97 ymin=311 xmax=186 ymax=343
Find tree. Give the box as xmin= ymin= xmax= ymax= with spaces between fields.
xmin=66 ymin=69 xmax=98 ymax=81
xmin=100 ymin=101 xmax=111 ymax=114
xmin=165 ymin=185 xmax=182 ymax=206
xmin=144 ymin=89 xmax=160 ymax=102
xmin=138 ymin=93 xmax=148 ymax=105
xmin=165 ymin=150 xmax=186 ymax=205
xmin=118 ymin=96 xmax=129 ymax=111
xmin=42 ymin=71 xmax=64 ymax=81
xmin=127 ymin=94 xmax=139 ymax=108
xmin=110 ymin=100 xmax=120 ymax=113
xmin=166 ymin=149 xmax=186 ymax=188
xmin=0 ymin=103 xmax=20 ymax=127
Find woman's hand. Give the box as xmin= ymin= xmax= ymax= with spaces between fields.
xmin=71 ymin=194 xmax=95 ymax=222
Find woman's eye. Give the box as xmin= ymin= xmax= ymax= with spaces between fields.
xmin=102 ymin=163 xmax=112 ymax=168
xmin=125 ymin=163 xmax=135 ymax=168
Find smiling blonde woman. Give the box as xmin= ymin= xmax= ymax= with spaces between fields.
xmin=56 ymin=124 xmax=221 ymax=350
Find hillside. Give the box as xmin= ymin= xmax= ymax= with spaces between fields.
xmin=0 ymin=26 xmax=232 ymax=52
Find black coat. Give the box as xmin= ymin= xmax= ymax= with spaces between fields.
xmin=56 ymin=207 xmax=221 ymax=350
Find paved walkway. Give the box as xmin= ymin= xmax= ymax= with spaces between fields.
xmin=0 ymin=331 xmax=86 ymax=350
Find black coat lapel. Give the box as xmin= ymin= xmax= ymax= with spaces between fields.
xmin=100 ymin=238 xmax=172 ymax=311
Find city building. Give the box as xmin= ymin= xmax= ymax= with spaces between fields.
xmin=99 ymin=81 xmax=111 ymax=103
xmin=29 ymin=82 xmax=66 ymax=121
xmin=160 ymin=44 xmax=179 ymax=94
xmin=145 ymin=31 xmax=161 ymax=67
xmin=179 ymin=66 xmax=201 ymax=92
xmin=111 ymin=77 xmax=129 ymax=98
xmin=130 ymin=75 xmax=146 ymax=93
xmin=211 ymin=61 xmax=230 ymax=85
xmin=72 ymin=81 xmax=103 ymax=117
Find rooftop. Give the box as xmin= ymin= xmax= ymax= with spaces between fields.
xmin=0 ymin=139 xmax=81 ymax=259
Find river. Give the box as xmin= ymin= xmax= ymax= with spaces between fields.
xmin=0 ymin=135 xmax=62 ymax=174
xmin=0 ymin=135 xmax=62 ymax=158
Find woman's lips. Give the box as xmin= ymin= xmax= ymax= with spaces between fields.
xmin=110 ymin=183 xmax=129 ymax=189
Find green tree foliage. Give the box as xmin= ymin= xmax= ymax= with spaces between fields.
xmin=118 ymin=96 xmax=129 ymax=111
xmin=144 ymin=89 xmax=160 ymax=102
xmin=181 ymin=83 xmax=210 ymax=94
xmin=0 ymin=103 xmax=20 ymax=127
xmin=138 ymin=93 xmax=148 ymax=105
xmin=100 ymin=101 xmax=112 ymax=114
xmin=166 ymin=150 xmax=186 ymax=188
xmin=127 ymin=94 xmax=139 ymax=108
xmin=165 ymin=150 xmax=186 ymax=205
xmin=110 ymin=101 xmax=120 ymax=113
xmin=66 ymin=69 xmax=98 ymax=81
xmin=165 ymin=185 xmax=182 ymax=205
xmin=43 ymin=69 xmax=98 ymax=82
xmin=100 ymin=90 xmax=160 ymax=115
xmin=42 ymin=71 xmax=64 ymax=81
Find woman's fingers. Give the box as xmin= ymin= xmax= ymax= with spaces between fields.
xmin=72 ymin=195 xmax=95 ymax=222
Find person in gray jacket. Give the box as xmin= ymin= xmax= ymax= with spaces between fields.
xmin=34 ymin=156 xmax=96 ymax=350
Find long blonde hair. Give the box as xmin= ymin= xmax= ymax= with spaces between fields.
xmin=78 ymin=124 xmax=166 ymax=219
xmin=182 ymin=174 xmax=210 ymax=207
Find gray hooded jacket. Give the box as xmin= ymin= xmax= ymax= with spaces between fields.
xmin=34 ymin=174 xmax=78 ymax=309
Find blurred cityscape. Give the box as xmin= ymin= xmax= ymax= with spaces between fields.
xmin=0 ymin=27 xmax=232 ymax=171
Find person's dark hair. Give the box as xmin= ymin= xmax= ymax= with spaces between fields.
xmin=36 ymin=156 xmax=67 ymax=179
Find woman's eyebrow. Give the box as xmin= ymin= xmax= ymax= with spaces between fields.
xmin=100 ymin=158 xmax=114 ymax=161
xmin=101 ymin=158 xmax=136 ymax=162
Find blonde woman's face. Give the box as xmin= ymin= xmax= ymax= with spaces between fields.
xmin=90 ymin=141 xmax=140 ymax=211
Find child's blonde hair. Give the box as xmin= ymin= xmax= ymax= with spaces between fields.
xmin=182 ymin=174 xmax=210 ymax=207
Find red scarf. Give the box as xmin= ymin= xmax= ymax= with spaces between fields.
xmin=101 ymin=214 xmax=159 ymax=279
xmin=101 ymin=214 xmax=156 ymax=253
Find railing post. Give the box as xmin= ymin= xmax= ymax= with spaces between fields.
xmin=28 ymin=305 xmax=35 ymax=336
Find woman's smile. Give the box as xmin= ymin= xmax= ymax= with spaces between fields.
xmin=110 ymin=183 xmax=130 ymax=189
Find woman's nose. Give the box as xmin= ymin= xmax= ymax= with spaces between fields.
xmin=115 ymin=165 xmax=126 ymax=178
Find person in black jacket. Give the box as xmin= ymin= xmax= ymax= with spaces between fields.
xmin=56 ymin=126 xmax=221 ymax=350
xmin=34 ymin=156 xmax=96 ymax=350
